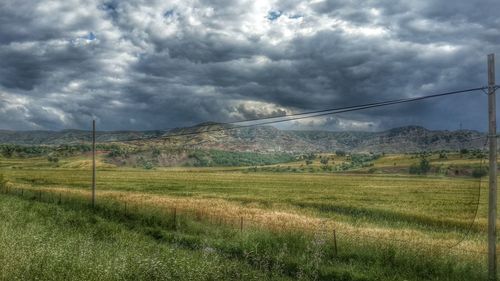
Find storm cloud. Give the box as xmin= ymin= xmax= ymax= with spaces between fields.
xmin=0 ymin=0 xmax=498 ymax=131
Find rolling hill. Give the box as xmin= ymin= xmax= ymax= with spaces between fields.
xmin=0 ymin=124 xmax=486 ymax=153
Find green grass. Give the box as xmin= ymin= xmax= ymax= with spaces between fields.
xmin=0 ymin=154 xmax=496 ymax=280
xmin=0 ymin=194 xmax=285 ymax=281
xmin=2 ymin=163 xmax=484 ymax=232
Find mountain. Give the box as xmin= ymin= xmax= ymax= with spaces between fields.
xmin=163 ymin=125 xmax=485 ymax=153
xmin=0 ymin=124 xmax=486 ymax=153
xmin=0 ymin=129 xmax=166 ymax=145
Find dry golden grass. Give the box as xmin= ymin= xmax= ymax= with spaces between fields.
xmin=60 ymin=159 xmax=117 ymax=169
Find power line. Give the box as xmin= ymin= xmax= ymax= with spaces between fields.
xmin=119 ymin=86 xmax=486 ymax=142
xmin=223 ymin=87 xmax=488 ymax=125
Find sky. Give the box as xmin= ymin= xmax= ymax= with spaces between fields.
xmin=0 ymin=0 xmax=499 ymax=132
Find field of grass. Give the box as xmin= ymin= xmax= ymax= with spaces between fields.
xmin=0 ymin=194 xmax=297 ymax=281
xmin=0 ymin=153 xmax=497 ymax=280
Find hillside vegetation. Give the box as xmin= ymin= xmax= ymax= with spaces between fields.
xmin=0 ymin=125 xmax=486 ymax=153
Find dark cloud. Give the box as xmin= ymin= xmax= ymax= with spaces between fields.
xmin=0 ymin=0 xmax=498 ymax=132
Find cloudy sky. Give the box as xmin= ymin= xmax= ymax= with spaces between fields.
xmin=0 ymin=0 xmax=499 ymax=132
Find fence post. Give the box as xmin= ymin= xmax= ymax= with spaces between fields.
xmin=333 ymin=229 xmax=338 ymax=257
xmin=173 ymin=208 xmax=177 ymax=230
xmin=58 ymin=193 xmax=62 ymax=204
xmin=240 ymin=217 xmax=243 ymax=232
xmin=92 ymin=120 xmax=96 ymax=208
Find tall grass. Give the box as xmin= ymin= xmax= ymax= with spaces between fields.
xmin=0 ymin=194 xmax=289 ymax=281
xmin=0 ymin=186 xmax=488 ymax=281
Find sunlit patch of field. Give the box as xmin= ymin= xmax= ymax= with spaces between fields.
xmin=263 ymin=153 xmax=349 ymax=168
xmin=373 ymin=152 xmax=492 ymax=168
xmin=9 ymin=184 xmax=486 ymax=256
xmin=59 ymin=158 xmax=117 ymax=169
xmin=1 ymin=155 xmax=492 ymax=249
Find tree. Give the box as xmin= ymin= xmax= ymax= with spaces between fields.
xmin=472 ymin=167 xmax=487 ymax=178
xmin=306 ymin=153 xmax=316 ymax=160
xmin=1 ymin=145 xmax=15 ymax=158
xmin=335 ymin=150 xmax=346 ymax=157
xmin=409 ymin=158 xmax=431 ymax=175
xmin=320 ymin=157 xmax=329 ymax=166
xmin=419 ymin=158 xmax=431 ymax=174
xmin=47 ymin=155 xmax=59 ymax=163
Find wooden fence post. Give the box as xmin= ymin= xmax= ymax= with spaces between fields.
xmin=173 ymin=208 xmax=177 ymax=230
xmin=333 ymin=229 xmax=338 ymax=257
xmin=92 ymin=120 xmax=96 ymax=208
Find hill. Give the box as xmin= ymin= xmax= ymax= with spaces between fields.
xmin=0 ymin=129 xmax=166 ymax=145
xmin=0 ymin=124 xmax=486 ymax=153
xmin=155 ymin=124 xmax=486 ymax=153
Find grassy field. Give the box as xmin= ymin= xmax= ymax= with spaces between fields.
xmin=0 ymin=153 xmax=496 ymax=280
xmin=0 ymin=195 xmax=285 ymax=281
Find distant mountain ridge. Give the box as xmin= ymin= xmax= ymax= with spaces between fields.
xmin=0 ymin=124 xmax=486 ymax=153
xmin=0 ymin=129 xmax=166 ymax=145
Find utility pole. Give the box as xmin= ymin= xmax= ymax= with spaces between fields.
xmin=92 ymin=119 xmax=96 ymax=208
xmin=488 ymin=53 xmax=497 ymax=281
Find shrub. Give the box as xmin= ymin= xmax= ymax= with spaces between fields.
xmin=409 ymin=158 xmax=431 ymax=175
xmin=0 ymin=174 xmax=7 ymax=189
xmin=108 ymin=146 xmax=129 ymax=158
xmin=419 ymin=158 xmax=431 ymax=174
xmin=143 ymin=162 xmax=154 ymax=170
xmin=152 ymin=148 xmax=161 ymax=157
xmin=187 ymin=150 xmax=296 ymax=167
xmin=47 ymin=155 xmax=59 ymax=163
xmin=305 ymin=153 xmax=316 ymax=160
xmin=335 ymin=150 xmax=346 ymax=157
xmin=409 ymin=164 xmax=420 ymax=175
xmin=1 ymin=146 xmax=15 ymax=158
xmin=472 ymin=167 xmax=487 ymax=178
xmin=320 ymin=157 xmax=329 ymax=165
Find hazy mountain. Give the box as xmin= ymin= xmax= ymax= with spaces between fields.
xmin=0 ymin=124 xmax=486 ymax=153
xmin=0 ymin=129 xmax=166 ymax=145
